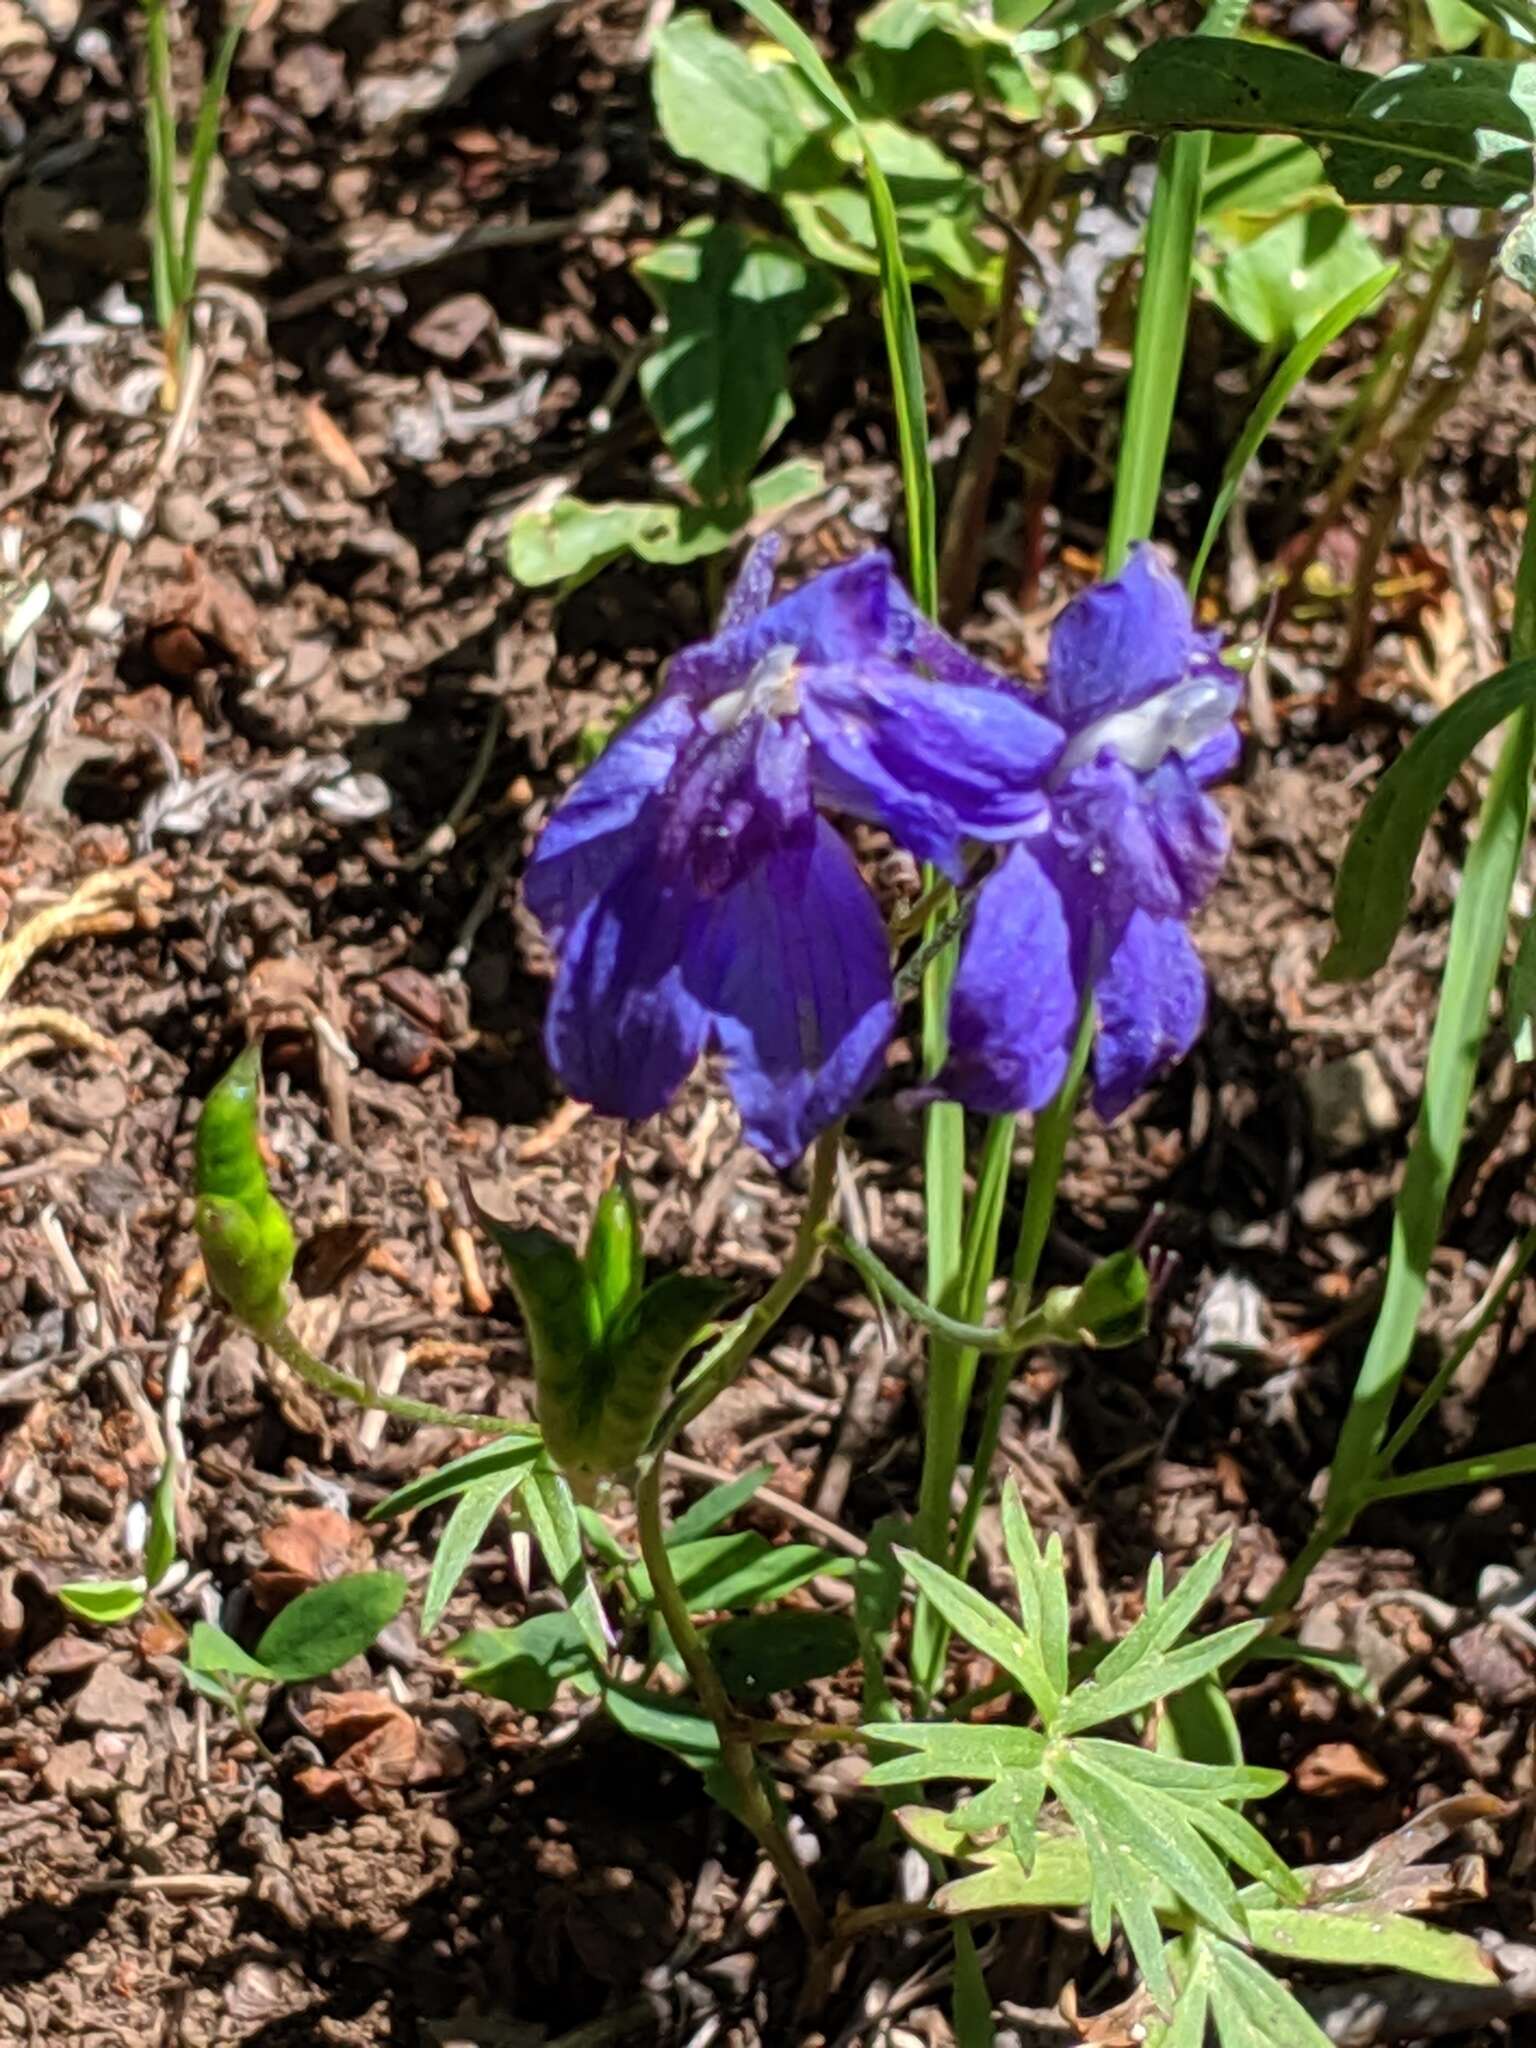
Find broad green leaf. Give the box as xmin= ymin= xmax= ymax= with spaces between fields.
xmin=367 ymin=1436 xmax=542 ymax=1523
xmin=783 ymin=120 xmax=1001 ymax=307
xmin=522 ymin=1462 xmax=611 ymax=1664
xmin=636 ymin=220 xmax=844 ymax=502
xmin=862 ymin=1720 xmax=1048 ymax=1788
xmin=895 ymin=1547 xmax=1059 ymax=1720
xmin=1206 ymin=206 xmax=1383 ymax=348
xmin=854 ymin=1513 xmax=905 ymax=1721
xmin=600 ymin=1677 xmax=749 ymax=1825
xmin=56 ymin=1579 xmax=146 ymax=1626
xmin=667 ymin=1465 xmax=774 ymax=1546
xmin=1322 ymin=657 xmax=1536 ymax=980
xmin=505 ymin=458 xmax=826 ymax=588
xmin=1202 ymin=133 xmax=1331 ymax=217
xmin=421 ymin=1475 xmax=518 ymax=1635
xmin=653 ymin=11 xmax=830 ymax=193
xmin=183 ymin=1667 xmax=236 ymax=1707
xmin=254 ymin=1571 xmax=407 ymax=1684
xmin=444 ymin=1611 xmax=596 ymax=1709
xmin=1191 ymin=261 xmax=1396 ymax=590
xmin=1433 ymin=0 xmax=1536 ymax=45
xmin=851 ymin=0 xmax=1039 ymax=118
xmin=707 ymin=1610 xmax=859 ymax=1699
xmin=479 ymin=1222 xmax=597 ymax=1382
xmin=1099 ymin=40 xmax=1536 ymax=208
xmin=1247 ymin=1905 xmax=1499 ymax=1984
xmin=187 ymin=1619 xmax=273 ymax=1682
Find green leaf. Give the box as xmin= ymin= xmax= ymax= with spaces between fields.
xmin=144 ymin=1450 xmax=178 ymax=1589
xmin=1433 ymin=0 xmax=1536 ymax=46
xmin=421 ymin=1475 xmax=520 ymax=1636
xmin=1323 ymin=658 xmax=1536 ymax=981
xmin=1191 ymin=261 xmax=1396 ymax=590
xmin=601 ymin=1677 xmax=747 ymax=1821
xmin=854 ymin=1513 xmax=905 ymax=1720
xmin=895 ymin=1547 xmax=1060 ymax=1721
xmin=444 ymin=1611 xmax=597 ymax=1710
xmin=253 ymin=1571 xmax=407 ymax=1683
xmin=1202 ymin=133 xmax=1331 ymax=217
xmin=1510 ymin=909 xmax=1536 ymax=1060
xmin=863 ymin=1720 xmax=1048 ymax=1788
xmin=187 ymin=1619 xmax=274 ymax=1683
xmin=183 ymin=1667 xmax=238 ymax=1708
xmin=1000 ymin=1482 xmax=1069 ymax=1702
xmin=56 ymin=1580 xmax=146 ymax=1626
xmin=1088 ymin=1538 xmax=1229 ymax=1688
xmin=708 ymin=1610 xmax=859 ymax=1699
xmin=782 ymin=119 xmax=1001 ymax=307
xmin=505 ymin=458 xmax=826 ymax=589
xmin=667 ymin=1465 xmax=774 ymax=1545
xmin=1056 ymin=1620 xmax=1264 ymax=1734
xmin=1247 ymin=1905 xmax=1499 ymax=1983
xmin=1206 ymin=206 xmax=1383 ymax=348
xmin=642 ymin=1531 xmax=849 ymax=1611
xmin=653 ymin=10 xmax=828 ymax=193
xmin=952 ymin=1920 xmax=995 ymax=2048
xmin=851 ymin=0 xmax=1039 ymax=119
xmin=1099 ymin=40 xmax=1536 ymax=208
xmin=931 ymin=1835 xmax=1097 ymax=1915
xmin=1205 ymin=1937 xmax=1333 ymax=2047
xmin=480 ymin=1220 xmax=598 ymax=1386
xmin=367 ymin=1436 xmax=543 ymax=1523
xmin=636 ymin=220 xmax=844 ymax=502
xmin=521 ymin=1462 xmax=611 ymax=1665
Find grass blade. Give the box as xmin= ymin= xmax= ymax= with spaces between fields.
xmin=1189 ymin=264 xmax=1397 ymax=592
xmin=180 ymin=6 xmax=249 ymax=295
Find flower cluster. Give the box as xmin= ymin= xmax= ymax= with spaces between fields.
xmin=525 ymin=539 xmax=1238 ymax=1166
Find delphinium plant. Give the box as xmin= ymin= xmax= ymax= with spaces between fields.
xmin=181 ymin=0 xmax=1536 ymax=2038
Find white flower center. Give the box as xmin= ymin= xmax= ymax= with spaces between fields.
xmin=1052 ymin=675 xmax=1230 ymax=781
xmin=701 ymin=644 xmax=802 ymax=732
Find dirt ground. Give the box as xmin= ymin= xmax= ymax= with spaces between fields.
xmin=3 ymin=2 xmax=1536 ymax=2044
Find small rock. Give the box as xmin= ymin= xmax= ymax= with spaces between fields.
xmin=70 ymin=1661 xmax=152 ymax=1732
xmin=1294 ymin=1741 xmax=1389 ymax=1797
xmin=409 ymin=292 xmax=496 ymax=361
xmin=29 ymin=1634 xmax=111 ymax=1679
xmin=1299 ymin=1050 xmax=1401 ymax=1158
xmin=157 ymin=490 xmax=218 ymax=545
xmin=1182 ymin=1271 xmax=1268 ymax=1389
xmin=41 ymin=1739 xmax=117 ymax=1802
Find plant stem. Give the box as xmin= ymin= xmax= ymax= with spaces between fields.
xmin=261 ymin=1319 xmax=532 ymax=1439
xmin=634 ymin=1456 xmax=827 ymax=1945
xmin=654 ymin=1128 xmax=841 ymax=1446
xmin=951 ymin=999 xmax=1095 ymax=1577
xmin=1377 ymin=1222 xmax=1536 ymax=1472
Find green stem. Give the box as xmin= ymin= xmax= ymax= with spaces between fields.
xmin=951 ymin=1000 xmax=1095 ymax=1579
xmin=652 ymin=1128 xmax=841 ymax=1447
xmin=262 ymin=1319 xmax=532 ymax=1439
xmin=1377 ymin=1222 xmax=1536 ymax=1472
xmin=1369 ymin=1440 xmax=1536 ymax=1503
xmin=634 ymin=1456 xmax=827 ymax=1944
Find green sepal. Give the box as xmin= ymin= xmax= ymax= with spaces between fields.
xmin=1039 ymin=1250 xmax=1150 ymax=1350
xmin=193 ymin=1045 xmax=296 ymax=1335
xmin=585 ymin=1179 xmax=643 ymax=1328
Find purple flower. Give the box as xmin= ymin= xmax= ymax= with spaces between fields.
xmin=526 ymin=538 xmax=1063 ymax=1167
xmin=944 ymin=546 xmax=1241 ymax=1120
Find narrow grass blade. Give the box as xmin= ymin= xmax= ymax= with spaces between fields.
xmin=180 ymin=6 xmax=250 ymax=293
xmin=1189 ymin=264 xmax=1397 ymax=591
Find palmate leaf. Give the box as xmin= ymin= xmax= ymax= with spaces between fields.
xmin=895 ymin=1546 xmax=1060 ymax=1720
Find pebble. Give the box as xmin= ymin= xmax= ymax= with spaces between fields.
xmin=158 ymin=490 xmax=219 ymax=545
xmin=1299 ymin=1049 xmax=1401 ymax=1158
xmin=70 ymin=1661 xmax=153 ymax=1731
